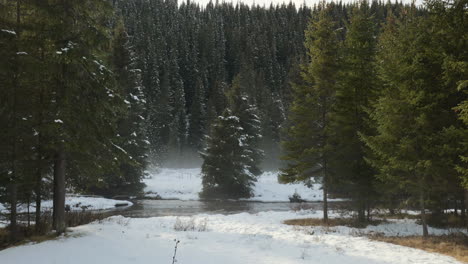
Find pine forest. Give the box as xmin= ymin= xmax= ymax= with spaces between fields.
xmin=0 ymin=0 xmax=467 ymax=263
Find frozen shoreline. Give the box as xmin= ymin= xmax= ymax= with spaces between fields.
xmin=0 ymin=196 xmax=133 ymax=215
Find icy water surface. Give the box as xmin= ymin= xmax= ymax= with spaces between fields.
xmin=118 ymin=199 xmax=347 ymax=218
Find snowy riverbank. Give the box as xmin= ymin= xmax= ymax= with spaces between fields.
xmin=0 ymin=196 xmax=133 ymax=215
xmin=143 ymin=168 xmax=342 ymax=202
xmin=0 ymin=210 xmax=462 ymax=264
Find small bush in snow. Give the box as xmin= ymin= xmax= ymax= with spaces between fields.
xmin=174 ymin=217 xmax=207 ymax=232
xmin=288 ymin=192 xmax=305 ymax=203
xmin=114 ymin=217 xmax=130 ymax=226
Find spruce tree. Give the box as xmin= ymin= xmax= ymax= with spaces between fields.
xmin=43 ymin=0 xmax=126 ymax=233
xmin=200 ymin=109 xmax=256 ymax=199
xmin=362 ymin=6 xmax=462 ymax=236
xmin=332 ymin=1 xmax=377 ymax=222
xmin=227 ymin=75 xmax=264 ymax=177
xmin=84 ymin=22 xmax=148 ymax=196
xmin=280 ymin=4 xmax=340 ymax=222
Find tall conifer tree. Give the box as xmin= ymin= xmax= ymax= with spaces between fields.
xmin=332 ymin=1 xmax=377 ymax=222
xmin=280 ymin=4 xmax=340 ymax=222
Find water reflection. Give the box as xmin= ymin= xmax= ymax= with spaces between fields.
xmin=118 ymin=199 xmax=330 ymax=218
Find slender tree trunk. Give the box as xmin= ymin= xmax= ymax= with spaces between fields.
xmin=465 ymin=189 xmax=468 ymax=231
xmin=27 ymin=194 xmax=30 ymax=228
xmin=323 ymin=164 xmax=328 ymax=223
xmin=358 ymin=201 xmax=365 ymax=223
xmin=53 ymin=148 xmax=66 ymax=234
xmin=8 ymin=183 xmax=18 ymax=242
xmin=35 ymin=46 xmax=46 ymax=234
xmin=420 ymin=189 xmax=429 ymax=237
xmin=8 ymin=0 xmax=21 ymax=242
xmin=366 ymin=201 xmax=371 ymax=222
xmin=461 ymin=193 xmax=466 ymax=228
xmin=34 ymin=165 xmax=42 ymax=233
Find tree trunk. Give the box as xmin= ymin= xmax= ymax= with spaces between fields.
xmin=27 ymin=194 xmax=30 ymax=228
xmin=366 ymin=201 xmax=371 ymax=222
xmin=35 ymin=50 xmax=45 ymax=233
xmin=7 ymin=0 xmax=21 ymax=243
xmin=53 ymin=148 xmax=66 ymax=234
xmin=420 ymin=189 xmax=429 ymax=237
xmin=35 ymin=166 xmax=42 ymax=233
xmin=358 ymin=201 xmax=365 ymax=223
xmin=323 ymin=167 xmax=328 ymax=223
xmin=465 ymin=189 xmax=468 ymax=231
xmin=461 ymin=193 xmax=466 ymax=228
xmin=8 ymin=183 xmax=18 ymax=242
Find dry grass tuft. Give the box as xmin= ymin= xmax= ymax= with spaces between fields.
xmin=285 ymin=217 xmax=468 ymax=262
xmin=284 ymin=217 xmax=384 ymax=228
xmin=370 ymin=234 xmax=468 ymax=263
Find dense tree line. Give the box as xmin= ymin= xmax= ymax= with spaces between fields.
xmin=281 ymin=0 xmax=467 ymax=236
xmin=116 ymin=0 xmax=314 ymax=166
xmin=117 ymin=0 xmax=410 ymax=168
xmin=0 ymin=0 xmax=147 ymax=240
xmin=116 ymin=0 xmax=412 ymax=199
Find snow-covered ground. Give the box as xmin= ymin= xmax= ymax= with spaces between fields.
xmin=0 ymin=196 xmax=133 ymax=214
xmin=144 ymin=168 xmax=341 ymax=202
xmin=0 ymin=210 xmax=462 ymax=264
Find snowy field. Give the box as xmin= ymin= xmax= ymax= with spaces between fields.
xmin=144 ymin=168 xmax=340 ymax=202
xmin=0 ymin=210 xmax=462 ymax=264
xmin=0 ymin=196 xmax=133 ymax=214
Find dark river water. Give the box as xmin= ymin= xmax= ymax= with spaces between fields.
xmin=2 ymin=200 xmax=347 ymax=223
xmin=115 ymin=200 xmax=346 ymax=218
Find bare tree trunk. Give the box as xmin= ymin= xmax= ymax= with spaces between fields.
xmin=35 ymin=46 xmax=45 ymax=234
xmin=27 ymin=194 xmax=30 ymax=228
xmin=53 ymin=148 xmax=66 ymax=234
xmin=366 ymin=201 xmax=371 ymax=222
xmin=8 ymin=0 xmax=21 ymax=243
xmin=35 ymin=166 xmax=42 ymax=233
xmin=323 ymin=163 xmax=328 ymax=223
xmin=8 ymin=183 xmax=18 ymax=242
xmin=358 ymin=201 xmax=365 ymax=223
xmin=465 ymin=189 xmax=468 ymax=231
xmin=420 ymin=189 xmax=429 ymax=237
xmin=454 ymin=199 xmax=458 ymax=216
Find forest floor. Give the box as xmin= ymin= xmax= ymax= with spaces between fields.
xmin=0 ymin=210 xmax=465 ymax=264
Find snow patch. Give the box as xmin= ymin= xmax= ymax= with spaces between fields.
xmin=144 ymin=168 xmax=343 ymax=202
xmin=0 ymin=211 xmax=461 ymax=264
xmin=0 ymin=196 xmax=132 ymax=214
xmin=1 ymin=29 xmax=16 ymax=35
